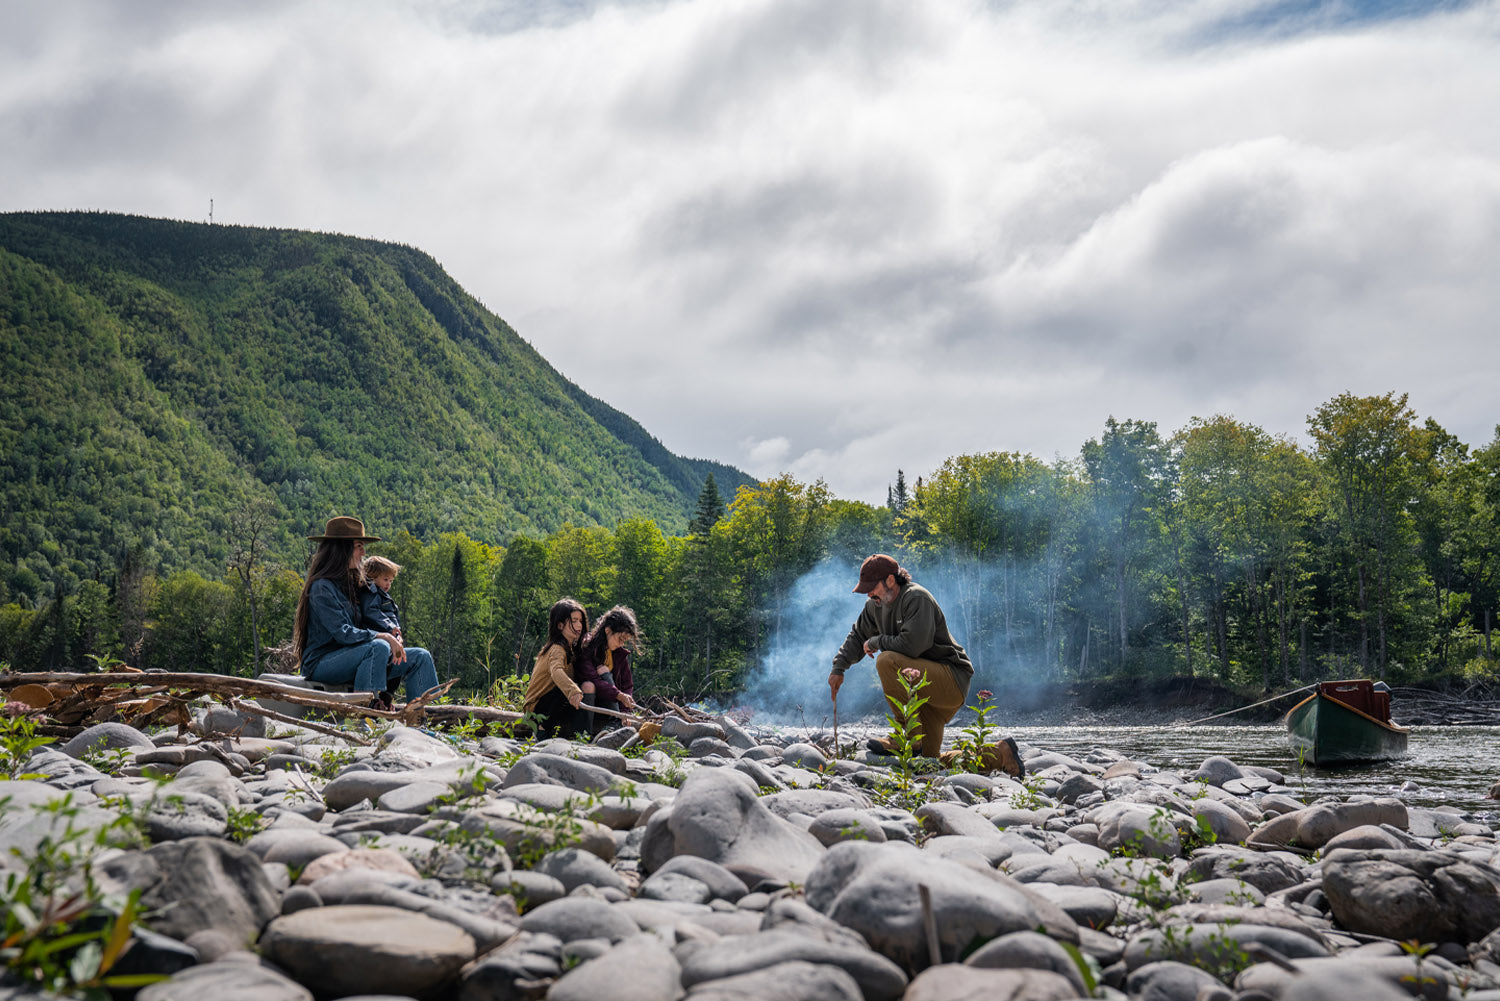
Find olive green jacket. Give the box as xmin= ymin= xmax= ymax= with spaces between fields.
xmin=832 ymin=582 xmax=974 ymax=698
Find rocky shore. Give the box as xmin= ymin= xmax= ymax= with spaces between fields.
xmin=5 ymin=706 xmax=1500 ymax=1001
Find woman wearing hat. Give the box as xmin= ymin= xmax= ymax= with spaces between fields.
xmin=292 ymin=516 xmax=438 ymax=707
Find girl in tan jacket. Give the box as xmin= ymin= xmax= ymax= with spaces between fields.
xmin=523 ymin=598 xmax=589 ymax=738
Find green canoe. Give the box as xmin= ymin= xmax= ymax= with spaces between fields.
xmin=1285 ymin=680 xmax=1409 ymax=765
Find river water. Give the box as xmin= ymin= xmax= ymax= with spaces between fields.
xmin=998 ymin=724 xmax=1500 ymax=818
xmin=814 ymin=720 xmax=1500 ymax=821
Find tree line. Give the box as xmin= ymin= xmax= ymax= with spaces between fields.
xmin=3 ymin=392 xmax=1497 ymax=700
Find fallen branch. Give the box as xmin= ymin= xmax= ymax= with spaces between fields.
xmin=228 ymin=696 xmax=374 ymax=746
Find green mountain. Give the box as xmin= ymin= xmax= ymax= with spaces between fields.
xmin=0 ymin=211 xmax=751 ymax=602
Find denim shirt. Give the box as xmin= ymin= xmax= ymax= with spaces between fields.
xmin=359 ymin=582 xmax=402 ymax=634
xmin=301 ymin=578 xmax=378 ymax=671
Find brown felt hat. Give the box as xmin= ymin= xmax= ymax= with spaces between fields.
xmin=308 ymin=516 xmax=381 ymax=543
xmin=854 ymin=553 xmax=900 ymax=593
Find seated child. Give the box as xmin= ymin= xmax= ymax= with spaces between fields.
xmin=360 ymin=556 xmax=403 ymax=638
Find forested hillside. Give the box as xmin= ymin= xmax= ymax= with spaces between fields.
xmin=0 ymin=211 xmax=750 ymax=604
xmin=3 ymin=216 xmax=1498 ymax=711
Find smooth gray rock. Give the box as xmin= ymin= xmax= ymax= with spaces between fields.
xmin=1126 ymin=960 xmax=1227 ymax=1001
xmin=548 ymin=935 xmax=683 ymax=1001
xmin=260 ymin=904 xmax=475 ymax=997
xmin=1193 ymin=798 xmax=1251 ymax=844
xmin=808 ymin=808 xmax=888 ymax=847
xmin=804 ymin=841 xmax=1047 ymax=970
xmin=1322 ymin=847 xmax=1500 ymax=942
xmin=760 ymin=788 xmax=868 ymax=821
xmin=684 ymin=960 xmax=863 ymax=1001
xmin=1186 ymin=877 xmax=1265 ymax=906
xmin=0 ymin=780 xmax=119 ymax=860
xmin=254 ymin=829 xmax=350 ymax=869
xmin=640 ymin=768 xmax=826 ymax=885
xmin=61 ymin=722 xmax=156 ymax=759
xmin=1055 ymin=773 xmax=1104 ymax=804
xmin=199 ymin=707 xmax=267 ymax=738
xmin=964 ymin=930 xmax=1088 ymax=994
xmin=1322 ymin=824 xmax=1408 ymax=851
xmin=1002 ymin=855 xmax=1096 ymax=886
xmin=915 ymin=801 xmax=1005 ymax=841
xmin=689 ymin=736 xmax=734 ymax=757
xmin=308 ymin=871 xmax=518 ymax=951
xmin=1282 ymin=967 xmax=1413 ymax=1001
xmin=640 ymin=871 xmax=713 ymax=904
xmin=535 ymin=846 xmax=629 ymax=894
xmin=717 ymin=716 xmax=758 ymax=752
xmin=1020 ymin=882 xmax=1119 ymax=930
xmin=1250 ymin=798 xmax=1408 ymax=850
xmin=529 ymin=740 xmax=630 ymax=775
xmin=1124 ymin=922 xmax=1330 ymax=971
xmin=1237 ymin=955 xmax=1455 ymax=1001
xmin=502 ymin=752 xmax=618 ymax=794
xmin=1092 ymin=802 xmax=1181 ymax=858
xmin=901 ymin=965 xmax=1080 ymax=1000
xmin=680 ymin=929 xmax=907 ymax=1001
xmin=324 ymin=770 xmax=424 ymax=811
xmin=100 ymin=838 xmax=281 ymax=947
xmin=779 ymin=743 xmax=829 ymax=769
xmin=653 ymin=855 xmax=750 ymax=902
xmin=376 ymin=780 xmax=452 ymax=814
xmin=136 ymin=958 xmax=313 ymax=1001
xmin=136 ymin=788 xmax=230 ymax=841
xmin=456 ymin=930 xmax=564 ymax=1001
xmin=1183 ymin=846 xmax=1307 ymax=894
xmin=519 ymin=896 xmax=639 ymax=943
xmin=494 ymin=870 xmax=567 ymax=908
xmin=1192 ymin=756 xmax=1245 ymax=787
xmin=660 ymin=718 xmax=726 ymax=744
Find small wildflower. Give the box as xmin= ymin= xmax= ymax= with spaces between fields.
xmin=976 ymin=689 xmax=994 ymax=702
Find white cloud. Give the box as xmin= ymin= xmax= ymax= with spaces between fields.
xmin=4 ymin=0 xmax=1499 ymax=504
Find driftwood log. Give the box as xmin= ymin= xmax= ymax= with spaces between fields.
xmin=2 ymin=669 xmax=720 ymax=743
xmin=0 ymin=669 xmax=466 ymax=740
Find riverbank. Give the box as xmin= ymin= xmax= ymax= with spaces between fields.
xmin=5 ymin=705 xmax=1500 ymax=1000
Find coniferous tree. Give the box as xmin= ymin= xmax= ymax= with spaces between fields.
xmin=690 ymin=474 xmax=726 ymax=537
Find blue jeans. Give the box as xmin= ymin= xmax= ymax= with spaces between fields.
xmin=305 ymin=640 xmax=439 ymax=700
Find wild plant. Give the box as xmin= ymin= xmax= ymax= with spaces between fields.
xmin=950 ymin=688 xmax=997 ymax=773
xmin=0 ymin=794 xmax=167 ymax=997
xmin=870 ymin=671 xmax=937 ymax=813
xmin=0 ymin=715 xmax=55 ymax=780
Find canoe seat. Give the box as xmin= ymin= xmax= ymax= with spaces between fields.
xmin=1318 ymin=680 xmax=1390 ymax=724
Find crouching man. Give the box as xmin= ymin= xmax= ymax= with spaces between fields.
xmin=828 ymin=554 xmax=1022 ymax=776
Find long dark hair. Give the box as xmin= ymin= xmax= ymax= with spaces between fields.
xmin=292 ymin=538 xmax=362 ymax=661
xmin=581 ymin=605 xmax=642 ymax=665
xmin=540 ymin=598 xmax=588 ymax=663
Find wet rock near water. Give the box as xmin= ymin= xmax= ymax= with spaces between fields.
xmin=4 ymin=715 xmax=1500 ymax=1001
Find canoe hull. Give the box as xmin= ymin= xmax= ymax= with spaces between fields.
xmin=1286 ymin=691 xmax=1409 ymax=765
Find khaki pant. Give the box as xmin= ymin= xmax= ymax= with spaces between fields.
xmin=875 ymin=651 xmax=965 ymax=757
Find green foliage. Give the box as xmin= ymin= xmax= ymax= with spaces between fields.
xmin=0 ymin=211 xmax=749 ymax=613
xmin=871 ymin=670 xmax=937 ymax=813
xmin=313 ymin=747 xmax=358 ymax=779
xmin=4 ymin=210 xmax=1499 ymax=692
xmin=951 ymin=689 xmax=998 ymax=773
xmin=509 ymin=795 xmax=596 ymax=870
xmin=224 ymin=806 xmax=268 ymax=844
xmin=0 ymin=714 xmax=55 ymax=780
xmin=0 ymin=794 xmax=166 ymax=998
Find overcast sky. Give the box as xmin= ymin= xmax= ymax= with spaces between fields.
xmin=4 ymin=0 xmax=1498 ymax=503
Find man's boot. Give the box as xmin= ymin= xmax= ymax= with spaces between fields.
xmin=995 ymin=736 xmax=1025 ymax=779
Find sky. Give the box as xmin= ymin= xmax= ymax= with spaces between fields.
xmin=4 ymin=0 xmax=1499 ymax=504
